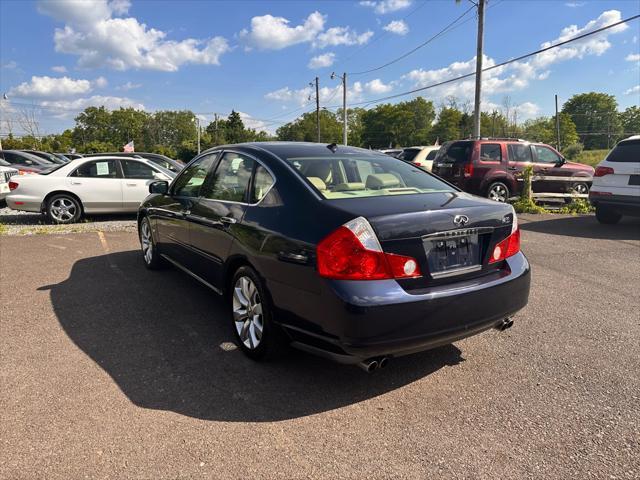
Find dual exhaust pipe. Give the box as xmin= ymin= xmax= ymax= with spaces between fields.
xmin=358 ymin=356 xmax=389 ymax=373
xmin=496 ymin=318 xmax=514 ymax=331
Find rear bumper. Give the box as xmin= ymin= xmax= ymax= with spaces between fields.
xmin=589 ymin=192 xmax=640 ymax=215
xmin=5 ymin=194 xmax=42 ymax=212
xmin=275 ymin=252 xmax=531 ymax=362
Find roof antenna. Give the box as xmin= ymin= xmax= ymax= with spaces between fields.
xmin=327 ymin=143 xmax=338 ymax=153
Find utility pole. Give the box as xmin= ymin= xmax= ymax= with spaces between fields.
xmin=607 ymin=113 xmax=611 ymax=149
xmin=315 ymin=76 xmax=320 ymax=143
xmin=555 ymin=94 xmax=561 ymax=151
xmin=332 ymin=72 xmax=348 ymax=145
xmin=214 ymin=113 xmax=219 ymax=145
xmin=194 ymin=117 xmax=201 ymax=154
xmin=472 ymin=0 xmax=485 ymax=139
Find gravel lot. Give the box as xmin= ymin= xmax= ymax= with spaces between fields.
xmin=1 ymin=214 xmax=639 ymax=479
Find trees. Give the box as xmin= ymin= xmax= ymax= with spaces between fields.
xmin=562 ymin=92 xmax=623 ymax=149
xmin=276 ymin=110 xmax=342 ymax=143
xmin=521 ymin=113 xmax=578 ymax=148
xmin=619 ymin=106 xmax=640 ymax=136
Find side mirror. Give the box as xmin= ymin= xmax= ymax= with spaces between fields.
xmin=556 ymin=157 xmax=566 ymax=167
xmin=149 ymin=180 xmax=169 ymax=194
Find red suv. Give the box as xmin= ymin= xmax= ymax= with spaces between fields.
xmin=431 ymin=139 xmax=594 ymax=202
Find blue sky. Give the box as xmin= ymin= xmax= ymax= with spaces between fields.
xmin=1 ymin=0 xmax=639 ymax=136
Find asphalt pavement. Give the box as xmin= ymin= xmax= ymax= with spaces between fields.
xmin=1 ymin=214 xmax=639 ymax=479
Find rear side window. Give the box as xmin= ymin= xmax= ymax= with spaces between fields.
xmin=71 ymin=160 xmax=118 ymax=178
xmin=205 ymin=152 xmax=255 ymax=202
xmin=507 ymin=144 xmax=532 ymax=163
xmin=121 ymin=160 xmax=156 ymax=179
xmin=252 ymin=164 xmax=275 ymax=203
xmin=480 ymin=144 xmax=501 ymax=162
xmin=426 ymin=150 xmax=438 ymax=160
xmin=439 ymin=142 xmax=472 ymax=163
xmin=606 ymin=140 xmax=640 ymax=162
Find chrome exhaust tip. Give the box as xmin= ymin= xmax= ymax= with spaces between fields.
xmin=378 ymin=357 xmax=389 ymax=369
xmin=495 ymin=318 xmax=514 ymax=331
xmin=358 ymin=359 xmax=379 ymax=373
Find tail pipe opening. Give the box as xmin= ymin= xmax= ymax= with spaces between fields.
xmin=496 ymin=318 xmax=514 ymax=331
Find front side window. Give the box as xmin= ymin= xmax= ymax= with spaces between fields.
xmin=285 ymin=153 xmax=454 ymax=200
xmin=72 ymin=160 xmax=118 ymax=178
xmin=204 ymin=152 xmax=255 ymax=202
xmin=480 ymin=144 xmax=502 ymax=162
xmin=507 ymin=144 xmax=533 ymax=163
xmin=121 ymin=160 xmax=157 ymax=179
xmin=533 ymin=145 xmax=561 ymax=164
xmin=172 ymin=153 xmax=217 ymax=197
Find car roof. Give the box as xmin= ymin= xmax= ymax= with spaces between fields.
xmin=203 ymin=141 xmax=385 ymax=160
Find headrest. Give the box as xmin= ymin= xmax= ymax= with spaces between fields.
xmin=307 ymin=177 xmax=327 ymax=191
xmin=366 ymin=173 xmax=401 ymax=190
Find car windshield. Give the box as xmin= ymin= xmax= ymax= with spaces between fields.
xmin=606 ymin=140 xmax=640 ymax=163
xmin=437 ymin=141 xmax=473 ymax=163
xmin=284 ymin=154 xmax=454 ymax=199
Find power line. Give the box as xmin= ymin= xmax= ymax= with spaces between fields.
xmin=334 ymin=14 xmax=640 ymax=108
xmin=349 ymin=3 xmax=476 ymax=76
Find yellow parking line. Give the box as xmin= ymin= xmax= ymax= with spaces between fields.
xmin=97 ymin=231 xmax=110 ymax=253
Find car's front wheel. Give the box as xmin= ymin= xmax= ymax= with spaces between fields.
xmin=230 ymin=266 xmax=288 ymax=360
xmin=46 ymin=194 xmax=82 ymax=224
xmin=139 ymin=216 xmax=165 ymax=269
xmin=487 ymin=182 xmax=510 ymax=203
xmin=595 ymin=204 xmax=622 ymax=224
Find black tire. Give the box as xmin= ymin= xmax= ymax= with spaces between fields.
xmin=486 ymin=181 xmax=510 ymax=203
xmin=46 ymin=193 xmax=82 ymax=224
xmin=565 ymin=182 xmax=590 ymax=204
xmin=230 ymin=265 xmax=288 ymax=361
xmin=595 ymin=205 xmax=622 ymax=224
xmin=139 ymin=216 xmax=165 ymax=269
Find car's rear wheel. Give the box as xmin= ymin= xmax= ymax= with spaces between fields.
xmin=230 ymin=266 xmax=288 ymax=360
xmin=139 ymin=216 xmax=165 ymax=269
xmin=595 ymin=204 xmax=622 ymax=224
xmin=487 ymin=182 xmax=510 ymax=203
xmin=565 ymin=182 xmax=590 ymax=204
xmin=46 ymin=194 xmax=82 ymax=224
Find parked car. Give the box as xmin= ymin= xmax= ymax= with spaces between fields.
xmin=6 ymin=156 xmax=175 ymax=223
xmin=83 ymin=152 xmax=184 ymax=173
xmin=397 ymin=146 xmax=441 ymax=171
xmin=0 ymin=157 xmax=41 ymax=175
xmin=52 ymin=153 xmax=72 ymax=163
xmin=59 ymin=153 xmax=83 ymax=160
xmin=0 ymin=165 xmax=19 ymax=203
xmin=21 ymin=150 xmax=67 ymax=165
xmin=432 ymin=139 xmax=594 ymax=202
xmin=589 ymin=136 xmax=640 ymax=224
xmin=0 ymin=150 xmax=55 ymax=173
xmin=138 ymin=142 xmax=530 ymax=370
xmin=377 ymin=148 xmax=403 ymax=157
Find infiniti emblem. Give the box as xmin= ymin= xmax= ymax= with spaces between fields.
xmin=453 ymin=215 xmax=469 ymax=227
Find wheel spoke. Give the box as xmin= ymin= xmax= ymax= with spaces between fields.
xmin=249 ymin=322 xmax=259 ymax=347
xmin=233 ymin=307 xmax=249 ymax=322
xmin=234 ymin=287 xmax=249 ymax=307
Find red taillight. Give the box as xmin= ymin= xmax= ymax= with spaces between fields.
xmin=18 ymin=170 xmax=35 ymax=175
xmin=463 ymin=162 xmax=474 ymax=178
xmin=490 ymin=228 xmax=520 ymax=263
xmin=414 ymin=161 xmax=422 ymax=166
xmin=594 ymin=166 xmax=614 ymax=177
xmin=317 ymin=217 xmax=422 ymax=280
xmin=8 ymin=181 xmax=19 ymax=191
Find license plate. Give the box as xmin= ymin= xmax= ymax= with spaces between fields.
xmin=423 ymin=233 xmax=481 ymax=279
xmin=629 ymin=175 xmax=640 ymax=186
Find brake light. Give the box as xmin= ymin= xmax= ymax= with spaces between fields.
xmin=414 ymin=161 xmax=422 ymax=167
xmin=464 ymin=162 xmax=474 ymax=178
xmin=8 ymin=181 xmax=19 ymax=191
xmin=490 ymin=210 xmax=520 ymax=264
xmin=594 ymin=166 xmax=614 ymax=177
xmin=18 ymin=170 xmax=36 ymax=175
xmin=317 ymin=217 xmax=422 ymax=280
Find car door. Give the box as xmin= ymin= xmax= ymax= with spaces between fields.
xmin=188 ymin=151 xmax=262 ymax=287
xmin=66 ymin=159 xmax=123 ymax=212
xmin=531 ymin=145 xmax=565 ymax=193
xmin=120 ymin=159 xmax=171 ymax=211
xmin=154 ymin=153 xmax=219 ymax=267
xmin=506 ymin=143 xmax=533 ymax=194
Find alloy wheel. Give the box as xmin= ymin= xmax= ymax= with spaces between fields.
xmin=140 ymin=219 xmax=153 ymax=265
xmin=50 ymin=197 xmax=78 ymax=222
xmin=572 ymin=183 xmax=589 ymax=195
xmin=232 ymin=276 xmax=264 ymax=350
xmin=488 ymin=184 xmax=508 ymax=202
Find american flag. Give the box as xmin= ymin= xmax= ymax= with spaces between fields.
xmin=123 ymin=141 xmax=134 ymax=153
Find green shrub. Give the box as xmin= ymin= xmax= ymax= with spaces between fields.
xmin=562 ymin=143 xmax=584 ymax=160
xmin=557 ymin=199 xmax=594 ymax=215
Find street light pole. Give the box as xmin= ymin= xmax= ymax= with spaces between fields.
xmin=315 ymin=76 xmax=320 ymax=143
xmin=194 ymin=117 xmax=201 ymax=154
xmin=472 ymin=0 xmax=486 ymax=139
xmin=332 ymin=72 xmax=348 ymax=145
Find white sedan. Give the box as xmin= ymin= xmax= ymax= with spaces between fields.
xmin=1 ymin=165 xmax=19 ymax=202
xmin=6 ymin=156 xmax=175 ymax=223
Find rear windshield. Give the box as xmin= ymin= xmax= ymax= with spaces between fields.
xmin=606 ymin=140 xmax=640 ymax=163
xmin=437 ymin=141 xmax=473 ymax=163
xmin=284 ymin=154 xmax=454 ymax=199
xmin=399 ymin=148 xmax=420 ymax=161
xmin=39 ymin=163 xmax=66 ymax=175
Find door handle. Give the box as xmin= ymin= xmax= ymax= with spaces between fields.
xmin=220 ymin=216 xmax=237 ymax=225
xmin=70 ymin=180 xmax=82 ymax=185
xmin=507 ymin=167 xmax=517 ymax=171
xmin=126 ymin=182 xmax=137 ymax=186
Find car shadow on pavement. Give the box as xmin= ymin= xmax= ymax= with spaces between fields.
xmin=0 ymin=212 xmax=137 ymax=225
xmin=520 ymin=215 xmax=640 ymax=240
xmin=42 ymin=250 xmax=463 ymax=422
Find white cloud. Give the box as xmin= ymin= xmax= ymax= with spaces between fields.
xmin=383 ymin=20 xmax=409 ymax=36
xmin=360 ymin=0 xmax=412 ymax=15
xmin=117 ymin=81 xmax=142 ymax=91
xmin=2 ymin=60 xmax=18 ymax=69
xmin=565 ymin=2 xmax=585 ymax=7
xmin=9 ymin=75 xmax=96 ymax=98
xmin=308 ymin=52 xmax=336 ymax=69
xmin=314 ymin=26 xmax=373 ymax=49
xmin=365 ymin=78 xmax=393 ymax=94
xmin=265 ymin=83 xmax=364 ymax=107
xmin=625 ymin=53 xmax=640 ymax=62
xmin=517 ymin=102 xmax=541 ymax=119
xmin=238 ymin=111 xmax=273 ymax=133
xmin=51 ymin=65 xmax=68 ymax=73
xmin=624 ymin=85 xmax=640 ymax=95
xmin=38 ymin=0 xmax=230 ymax=71
xmin=41 ymin=95 xmax=145 ymax=118
xmin=239 ymin=11 xmax=325 ymax=50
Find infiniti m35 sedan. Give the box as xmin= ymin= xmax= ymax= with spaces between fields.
xmin=138 ymin=142 xmax=530 ymax=371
